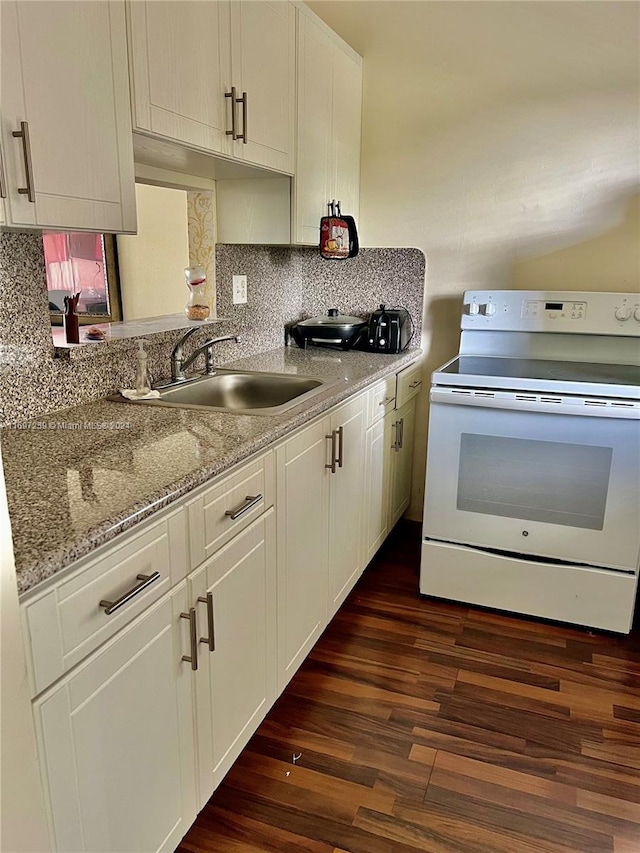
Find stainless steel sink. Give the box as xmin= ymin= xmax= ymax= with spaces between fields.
xmin=115 ymin=369 xmax=334 ymax=415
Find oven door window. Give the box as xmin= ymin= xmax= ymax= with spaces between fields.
xmin=457 ymin=434 xmax=612 ymax=530
xmin=423 ymin=400 xmax=640 ymax=572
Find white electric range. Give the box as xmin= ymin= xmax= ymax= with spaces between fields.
xmin=420 ymin=290 xmax=640 ymax=633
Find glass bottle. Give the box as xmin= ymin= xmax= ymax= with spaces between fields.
xmin=184 ymin=265 xmax=210 ymax=321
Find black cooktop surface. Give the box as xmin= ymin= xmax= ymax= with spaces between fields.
xmin=440 ymin=356 xmax=640 ymax=387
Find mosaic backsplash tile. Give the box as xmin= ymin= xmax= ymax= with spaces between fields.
xmin=0 ymin=233 xmax=424 ymax=426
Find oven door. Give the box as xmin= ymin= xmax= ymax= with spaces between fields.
xmin=423 ymin=389 xmax=640 ymax=572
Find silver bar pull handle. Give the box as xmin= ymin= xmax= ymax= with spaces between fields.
xmin=225 ymin=86 xmax=238 ymax=139
xmin=325 ymin=430 xmax=337 ymax=473
xmin=12 ymin=121 xmax=36 ymax=202
xmin=379 ymin=396 xmax=395 ymax=407
xmin=0 ymin=144 xmax=7 ymax=199
xmin=409 ymin=380 xmax=422 ymax=389
xmin=392 ymin=420 xmax=401 ymax=452
xmin=225 ymin=493 xmax=263 ymax=520
xmin=180 ymin=608 xmax=198 ymax=670
xmin=99 ymin=571 xmax=161 ymax=615
xmin=336 ymin=425 xmax=344 ymax=468
xmin=238 ymin=91 xmax=247 ymax=143
xmin=198 ymin=592 xmax=215 ymax=651
xmin=398 ymin=417 xmax=405 ymax=449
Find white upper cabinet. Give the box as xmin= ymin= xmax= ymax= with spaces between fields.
xmin=0 ymin=1 xmax=136 ymax=233
xmin=127 ymin=1 xmax=233 ymax=158
xmin=293 ymin=6 xmax=362 ymax=245
xmin=230 ymin=1 xmax=296 ymax=173
xmin=127 ymin=0 xmax=295 ymax=174
xmin=330 ymin=43 xmax=362 ymax=224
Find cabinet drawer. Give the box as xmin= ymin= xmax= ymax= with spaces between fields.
xmin=188 ymin=451 xmax=274 ymax=570
xmin=366 ymin=376 xmax=397 ymax=427
xmin=396 ymin=361 xmax=423 ymax=409
xmin=22 ymin=509 xmax=186 ymax=697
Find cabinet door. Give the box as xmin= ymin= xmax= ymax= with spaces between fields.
xmin=230 ymin=0 xmax=295 ymax=173
xmin=276 ymin=418 xmax=329 ymax=692
xmin=328 ymin=394 xmax=366 ymax=616
xmin=293 ymin=7 xmax=362 ymax=245
xmin=190 ymin=512 xmax=277 ymax=808
xmin=127 ymin=0 xmax=233 ymax=157
xmin=294 ymin=10 xmax=332 ymax=244
xmin=33 ymin=585 xmax=196 ymax=853
xmin=1 ymin=1 xmax=136 ymax=232
xmin=389 ymin=399 xmax=416 ymax=527
xmin=364 ymin=418 xmax=391 ymax=565
xmin=330 ymin=43 xmax=362 ymax=221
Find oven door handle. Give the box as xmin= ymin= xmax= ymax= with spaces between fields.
xmin=430 ymin=388 xmax=640 ymax=419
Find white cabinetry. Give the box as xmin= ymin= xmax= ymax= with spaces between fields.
xmin=189 ymin=512 xmax=276 ymax=807
xmin=387 ymin=398 xmax=417 ymax=527
xmin=275 ymin=393 xmax=365 ymax=689
xmin=128 ymin=0 xmax=295 ymax=174
xmin=364 ymin=415 xmax=391 ymax=564
xmin=276 ymin=418 xmax=329 ymax=691
xmin=33 ymin=583 xmax=197 ymax=853
xmin=185 ymin=452 xmax=276 ymax=806
xmin=328 ymin=395 xmax=366 ymax=615
xmin=0 ymin=0 xmax=136 ymax=232
xmin=294 ymin=5 xmax=362 ymax=245
xmin=127 ymin=1 xmax=232 ymax=158
xmin=21 ymin=367 xmax=416 ymax=851
xmin=363 ymin=363 xmax=421 ymax=561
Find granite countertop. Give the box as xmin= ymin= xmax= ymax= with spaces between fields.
xmin=2 ymin=346 xmax=421 ymax=596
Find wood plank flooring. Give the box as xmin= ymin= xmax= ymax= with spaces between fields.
xmin=178 ymin=521 xmax=640 ymax=853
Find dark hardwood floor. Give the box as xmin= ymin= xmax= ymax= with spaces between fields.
xmin=178 ymin=521 xmax=640 ymax=853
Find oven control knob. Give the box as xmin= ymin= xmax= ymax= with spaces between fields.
xmin=615 ymin=305 xmax=631 ymax=321
xmin=480 ymin=303 xmax=496 ymax=316
xmin=463 ymin=302 xmax=480 ymax=316
xmin=634 ymin=307 xmax=640 ymax=322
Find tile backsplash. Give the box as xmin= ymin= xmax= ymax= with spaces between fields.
xmin=0 ymin=233 xmax=424 ymax=426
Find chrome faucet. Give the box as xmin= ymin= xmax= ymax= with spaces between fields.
xmin=170 ymin=330 xmax=239 ymax=382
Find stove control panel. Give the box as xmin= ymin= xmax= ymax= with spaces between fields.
xmin=461 ymin=291 xmax=640 ymax=336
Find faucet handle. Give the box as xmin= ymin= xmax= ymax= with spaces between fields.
xmin=204 ymin=344 xmax=216 ymax=375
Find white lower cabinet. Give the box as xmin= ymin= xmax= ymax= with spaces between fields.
xmin=328 ymin=395 xmax=366 ymax=615
xmin=363 ymin=364 xmax=421 ymax=560
xmin=189 ymin=511 xmax=277 ymax=808
xmin=24 ymin=367 xmax=418 ymax=852
xmin=275 ymin=393 xmax=365 ymax=690
xmin=33 ymin=583 xmax=197 ymax=853
xmin=275 ymin=417 xmax=329 ymax=691
xmin=388 ymin=399 xmax=417 ymax=527
xmin=364 ymin=415 xmax=391 ymax=564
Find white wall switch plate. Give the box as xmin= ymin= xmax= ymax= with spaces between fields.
xmin=232 ymin=275 xmax=248 ymax=304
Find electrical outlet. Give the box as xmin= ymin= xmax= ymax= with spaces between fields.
xmin=232 ymin=275 xmax=247 ymax=305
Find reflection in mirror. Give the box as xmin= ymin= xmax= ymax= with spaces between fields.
xmin=45 ymin=233 xmax=122 ymax=324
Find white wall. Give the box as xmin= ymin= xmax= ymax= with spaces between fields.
xmin=0 ymin=446 xmax=50 ymax=852
xmin=117 ymin=183 xmax=190 ymax=321
xmin=308 ymin=0 xmax=640 ymax=518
